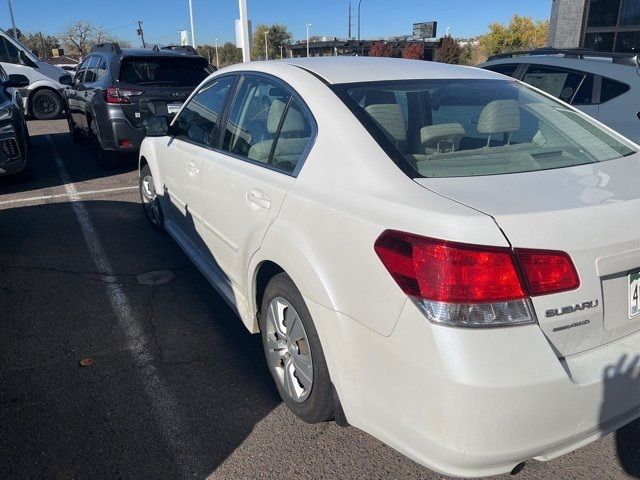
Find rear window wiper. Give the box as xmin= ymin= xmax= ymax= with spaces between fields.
xmin=137 ymin=80 xmax=180 ymax=86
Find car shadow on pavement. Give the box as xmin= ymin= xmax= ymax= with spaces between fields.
xmin=0 ymin=199 xmax=280 ymax=479
xmin=600 ymin=354 xmax=640 ymax=478
xmin=0 ymin=130 xmax=138 ymax=196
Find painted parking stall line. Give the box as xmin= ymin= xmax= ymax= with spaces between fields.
xmin=0 ymin=186 xmax=137 ymax=207
xmin=46 ymin=135 xmax=200 ymax=478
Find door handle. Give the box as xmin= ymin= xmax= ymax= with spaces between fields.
xmin=247 ymin=189 xmax=271 ymax=210
xmin=186 ymin=161 xmax=199 ymax=176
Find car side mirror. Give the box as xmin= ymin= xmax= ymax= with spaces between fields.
xmin=5 ymin=74 xmax=29 ymax=88
xmin=144 ymin=115 xmax=170 ymax=137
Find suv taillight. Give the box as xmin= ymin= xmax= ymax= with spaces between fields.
xmin=103 ymin=87 xmax=143 ymax=104
xmin=374 ymin=230 xmax=580 ymax=327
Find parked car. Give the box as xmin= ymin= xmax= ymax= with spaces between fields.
xmin=0 ymin=29 xmax=72 ymax=120
xmin=138 ymin=57 xmax=640 ymax=477
xmin=479 ymin=48 xmax=640 ymax=144
xmin=64 ymin=43 xmax=213 ymax=168
xmin=0 ymin=66 xmax=31 ymax=178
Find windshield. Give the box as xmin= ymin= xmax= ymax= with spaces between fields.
xmin=333 ymin=79 xmax=636 ymax=178
xmin=118 ymin=56 xmax=210 ymax=87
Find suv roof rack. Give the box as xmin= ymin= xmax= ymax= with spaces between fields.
xmin=151 ymin=44 xmax=198 ymax=55
xmin=488 ymin=47 xmax=640 ymax=66
xmin=91 ymin=42 xmax=122 ymax=55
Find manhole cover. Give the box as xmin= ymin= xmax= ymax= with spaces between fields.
xmin=136 ymin=270 xmax=175 ymax=286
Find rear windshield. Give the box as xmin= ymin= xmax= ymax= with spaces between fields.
xmin=118 ymin=56 xmax=210 ymax=87
xmin=333 ymin=79 xmax=636 ymax=178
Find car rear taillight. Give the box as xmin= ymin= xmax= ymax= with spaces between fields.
xmin=103 ymin=87 xmax=143 ymax=104
xmin=374 ymin=230 xmax=580 ymax=327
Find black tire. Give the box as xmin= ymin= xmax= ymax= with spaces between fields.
xmin=89 ymin=120 xmax=119 ymax=170
xmin=30 ymin=89 xmax=63 ymax=120
xmin=139 ymin=163 xmax=165 ymax=232
xmin=259 ymin=273 xmax=334 ymax=423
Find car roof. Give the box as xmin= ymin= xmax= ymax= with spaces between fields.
xmin=118 ymin=48 xmax=203 ymax=58
xmin=224 ymin=57 xmax=504 ymax=85
xmin=479 ymin=54 xmax=637 ymax=77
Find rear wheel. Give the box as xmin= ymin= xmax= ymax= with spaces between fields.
xmin=31 ymin=89 xmax=63 ymax=120
xmin=259 ymin=273 xmax=334 ymax=423
xmin=139 ymin=163 xmax=164 ymax=231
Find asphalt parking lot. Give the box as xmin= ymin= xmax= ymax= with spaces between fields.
xmin=1 ymin=119 xmax=640 ymax=480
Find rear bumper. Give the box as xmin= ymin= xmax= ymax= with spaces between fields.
xmin=96 ymin=107 xmax=145 ymax=152
xmin=307 ymin=297 xmax=640 ymax=478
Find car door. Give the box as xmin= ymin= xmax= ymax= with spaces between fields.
xmin=521 ymin=64 xmax=599 ymax=119
xmin=68 ymin=57 xmax=91 ymax=126
xmin=196 ymin=74 xmax=315 ymax=295
xmin=76 ymin=56 xmax=99 ymax=129
xmin=156 ymin=75 xmax=236 ymax=246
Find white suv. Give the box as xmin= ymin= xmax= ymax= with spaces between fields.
xmin=139 ymin=57 xmax=640 ymax=478
xmin=480 ymin=49 xmax=639 ymax=144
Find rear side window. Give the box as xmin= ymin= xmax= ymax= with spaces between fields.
xmin=221 ymin=76 xmax=313 ymax=174
xmin=484 ymin=64 xmax=519 ymax=78
xmin=601 ymin=77 xmax=630 ymax=103
xmin=118 ymin=56 xmax=210 ymax=87
xmin=522 ymin=65 xmax=593 ymax=105
xmin=174 ymin=76 xmax=234 ymax=147
xmin=334 ymin=79 xmax=636 ymax=178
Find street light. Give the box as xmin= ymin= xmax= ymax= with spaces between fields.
xmin=215 ymin=38 xmax=219 ymax=69
xmin=264 ymin=30 xmax=269 ymax=60
xmin=7 ymin=0 xmax=17 ymax=40
xmin=306 ymin=23 xmax=312 ymax=57
xmin=279 ymin=45 xmax=283 ymax=59
xmin=357 ymin=0 xmax=363 ymax=53
xmin=188 ymin=0 xmax=196 ymax=47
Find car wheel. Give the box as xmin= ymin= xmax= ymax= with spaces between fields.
xmin=31 ymin=89 xmax=63 ymax=120
xmin=67 ymin=115 xmax=84 ymax=144
xmin=259 ymin=272 xmax=334 ymax=423
xmin=89 ymin=121 xmax=119 ymax=170
xmin=139 ymin=164 xmax=164 ymax=232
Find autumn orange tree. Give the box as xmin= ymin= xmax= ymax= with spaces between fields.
xmin=402 ymin=43 xmax=423 ymax=60
xmin=479 ymin=15 xmax=549 ymax=56
xmin=370 ymin=42 xmax=393 ymax=57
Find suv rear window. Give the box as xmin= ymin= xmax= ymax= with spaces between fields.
xmin=601 ymin=77 xmax=630 ymax=103
xmin=333 ymin=79 xmax=636 ymax=178
xmin=118 ymin=56 xmax=210 ymax=87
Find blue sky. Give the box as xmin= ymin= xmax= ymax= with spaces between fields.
xmin=10 ymin=0 xmax=552 ymax=47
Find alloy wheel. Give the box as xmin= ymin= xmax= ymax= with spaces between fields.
xmin=264 ymin=296 xmax=314 ymax=402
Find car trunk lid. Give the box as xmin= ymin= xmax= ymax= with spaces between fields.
xmin=415 ymin=153 xmax=640 ymax=357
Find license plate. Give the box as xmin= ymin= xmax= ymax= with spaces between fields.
xmin=628 ymin=271 xmax=640 ymax=318
xmin=167 ymin=103 xmax=183 ymax=114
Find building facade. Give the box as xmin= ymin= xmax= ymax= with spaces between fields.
xmin=549 ymin=0 xmax=640 ymax=52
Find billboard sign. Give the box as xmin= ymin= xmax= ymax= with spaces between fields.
xmin=413 ymin=21 xmax=437 ymax=39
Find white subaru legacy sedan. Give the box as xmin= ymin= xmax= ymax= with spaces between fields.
xmin=138 ymin=57 xmax=640 ymax=477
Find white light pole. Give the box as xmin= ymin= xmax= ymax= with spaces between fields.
xmin=7 ymin=0 xmax=17 ymax=40
xmin=279 ymin=45 xmax=283 ymax=59
xmin=238 ymin=0 xmax=251 ymax=62
xmin=306 ymin=23 xmax=312 ymax=57
xmin=215 ymin=38 xmax=219 ymax=68
xmin=264 ymin=30 xmax=269 ymax=60
xmin=188 ymin=0 xmax=196 ymax=46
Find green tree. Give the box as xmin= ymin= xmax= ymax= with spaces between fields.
xmin=22 ymin=33 xmax=60 ymax=58
xmin=6 ymin=27 xmax=23 ymax=40
xmin=218 ymin=42 xmax=243 ymax=67
xmin=479 ymin=15 xmax=549 ymax=56
xmin=434 ymin=36 xmax=461 ymax=64
xmin=369 ymin=41 xmax=393 ymax=57
xmin=251 ymin=23 xmax=292 ymax=60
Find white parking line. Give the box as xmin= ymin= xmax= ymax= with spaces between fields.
xmin=0 ymin=186 xmax=137 ymax=206
xmin=46 ymin=135 xmax=200 ymax=478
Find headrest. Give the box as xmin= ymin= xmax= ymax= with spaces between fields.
xmin=268 ymin=99 xmax=305 ymax=134
xmin=364 ymin=104 xmax=407 ymax=144
xmin=364 ymin=90 xmax=396 ymax=106
xmin=420 ymin=123 xmax=466 ymax=148
xmin=477 ymin=100 xmax=520 ymax=134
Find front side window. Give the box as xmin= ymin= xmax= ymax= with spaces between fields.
xmin=333 ymin=79 xmax=636 ymax=178
xmin=83 ymin=56 xmax=99 ymax=83
xmin=0 ymin=37 xmax=19 ymax=64
xmin=74 ymin=57 xmax=91 ymax=84
xmin=118 ymin=56 xmax=210 ymax=87
xmin=484 ymin=63 xmax=519 ymax=78
xmin=221 ymin=76 xmax=313 ymax=173
xmin=174 ymin=76 xmax=234 ymax=147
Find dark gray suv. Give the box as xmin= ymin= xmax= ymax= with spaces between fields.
xmin=65 ymin=43 xmax=213 ymax=168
